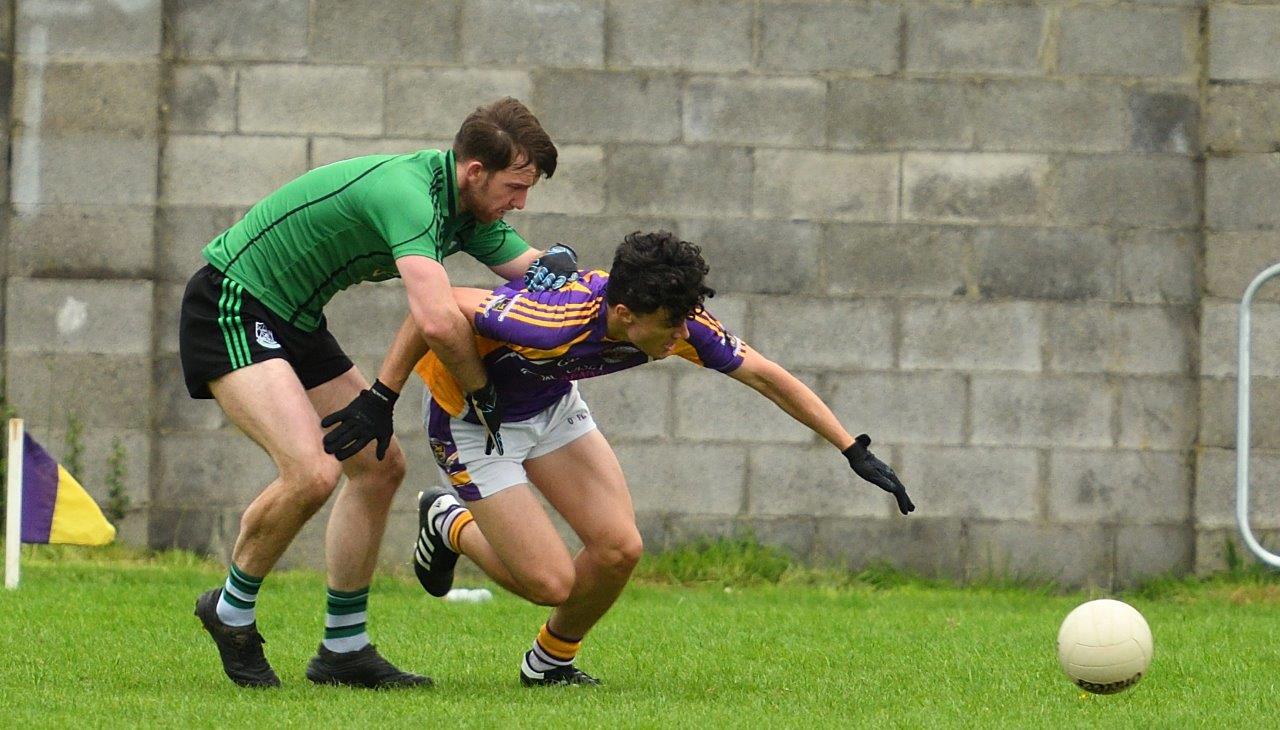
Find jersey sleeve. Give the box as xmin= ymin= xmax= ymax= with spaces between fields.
xmin=472 ymin=285 xmax=598 ymax=352
xmin=358 ymin=170 xmax=443 ymax=261
xmin=673 ymin=308 xmax=746 ymax=373
xmin=461 ymin=219 xmax=532 ymax=266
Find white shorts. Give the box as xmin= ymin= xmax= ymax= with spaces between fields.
xmin=423 ymin=383 xmax=598 ymax=501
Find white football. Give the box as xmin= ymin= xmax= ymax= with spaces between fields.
xmin=1056 ymin=598 xmax=1153 ymax=694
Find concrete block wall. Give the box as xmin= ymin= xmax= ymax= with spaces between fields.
xmin=0 ymin=1 xmax=1274 ymax=586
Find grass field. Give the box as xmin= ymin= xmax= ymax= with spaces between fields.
xmin=2 ymin=543 xmax=1279 ymax=728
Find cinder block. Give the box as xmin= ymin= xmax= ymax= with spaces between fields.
xmin=1200 ymin=377 xmax=1280 ymax=450
xmin=386 ymin=68 xmax=531 ymax=138
xmin=1048 ymin=449 xmax=1191 ymax=523
xmin=1207 ymin=233 xmax=1280 ymax=304
xmin=1195 ymin=448 xmax=1280 ymax=529
xmin=760 ymin=2 xmax=898 ymax=74
xmin=8 ymin=206 xmax=154 ymax=278
xmin=1209 ymin=6 xmax=1280 ymax=81
xmin=674 ymin=369 xmax=814 ymax=444
xmin=754 ymin=150 xmax=898 ymax=222
xmin=157 ymin=206 xmax=246 ymax=282
xmin=969 ymin=81 xmax=1127 ymax=152
xmin=166 ymin=64 xmax=235 ymax=133
xmin=751 ymin=297 xmax=894 ymax=370
xmin=614 ymin=443 xmax=746 ymax=515
xmin=747 ymin=444 xmax=887 ymax=519
xmin=1116 ymin=525 xmax=1192 ymax=587
xmin=1044 ymin=304 xmax=1193 ymax=375
xmin=17 ymin=0 xmax=160 ymax=58
xmin=166 ymin=0 xmax=307 ymax=60
xmin=679 ymin=218 xmax=820 ymax=295
xmin=153 ymin=282 xmax=183 ymax=356
xmin=683 ymin=76 xmax=825 ymax=147
xmin=577 ymin=369 xmax=671 ymax=441
xmin=6 ymin=353 xmax=153 ymax=429
xmin=814 ymin=517 xmax=965 ymax=578
xmin=1194 ymin=527 xmax=1280 ymax=575
xmin=22 ymin=424 xmax=151 ymax=514
xmin=823 ymin=224 xmax=968 ymax=298
xmin=826 ymin=371 xmax=967 ymax=445
xmin=1206 ymin=83 xmax=1280 ymax=153
xmin=898 ymin=446 xmax=1039 ymax=520
xmin=7 ymin=278 xmax=152 ymax=354
xmin=903 ymin=153 xmax=1048 ymax=224
xmin=1207 ymin=155 xmax=1280 ymax=230
xmin=531 ymin=70 xmax=680 ymax=144
xmin=461 ymin=0 xmax=603 ymax=67
xmin=1117 ymin=230 xmax=1198 ymax=305
xmin=608 ymin=145 xmax=752 ymax=217
xmin=311 ymin=0 xmax=459 ymax=63
xmin=739 ymin=517 xmax=818 ymax=560
xmin=971 ymin=375 xmax=1112 ymax=448
xmin=155 ymin=431 xmax=276 ymax=508
xmin=310 ymin=138 xmax=451 ymax=170
xmin=162 ymin=135 xmax=307 ymax=206
xmin=906 ymin=5 xmax=1046 ymax=76
xmin=1119 ymin=377 xmax=1196 ymax=450
xmin=13 ymin=61 xmax=159 ymax=136
xmin=10 ymin=133 xmax=157 ymax=206
xmin=902 ymin=301 xmax=1041 ymax=372
xmin=154 ymin=355 xmax=226 ymax=431
xmin=1127 ymin=90 xmax=1197 ymax=154
xmin=828 ymin=80 xmax=972 ymax=151
xmin=147 ymin=505 xmax=234 ymax=557
xmin=1059 ymin=7 xmax=1195 ymax=78
xmin=323 ymin=280 xmax=407 ymax=358
xmin=607 ymin=0 xmax=752 ymax=72
xmin=963 ymin=521 xmax=1111 ymax=589
xmin=974 ymin=227 xmax=1113 ymax=301
xmin=239 ymin=65 xmax=382 ymax=136
xmin=1200 ymin=299 xmax=1280 ymax=378
xmin=533 ymin=146 xmax=604 ymax=215
xmin=1050 ymin=156 xmax=1197 ymax=227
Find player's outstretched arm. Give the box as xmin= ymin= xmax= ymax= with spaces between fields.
xmin=728 ymin=348 xmax=915 ymax=515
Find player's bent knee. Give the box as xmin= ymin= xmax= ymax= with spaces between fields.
xmin=282 ymin=460 xmax=343 ymax=508
xmin=592 ymin=529 xmax=644 ymax=574
xmin=520 ymin=568 xmax=575 ymax=606
xmin=345 ymin=443 xmax=406 ymax=489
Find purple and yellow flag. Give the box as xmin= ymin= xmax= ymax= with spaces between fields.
xmin=20 ymin=434 xmax=115 ymax=546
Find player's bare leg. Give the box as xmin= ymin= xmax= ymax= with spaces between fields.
xmin=524 ymin=429 xmax=641 ymax=641
xmin=304 ymin=366 xmax=428 ymax=688
xmin=196 ymin=359 xmax=342 ymax=688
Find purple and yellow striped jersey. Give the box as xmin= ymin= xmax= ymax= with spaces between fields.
xmin=416 ymin=270 xmax=747 ymax=421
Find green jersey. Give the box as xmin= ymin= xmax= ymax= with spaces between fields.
xmin=202 ymin=149 xmax=530 ymax=332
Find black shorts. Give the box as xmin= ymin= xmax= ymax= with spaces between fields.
xmin=178 ymin=264 xmax=354 ymax=399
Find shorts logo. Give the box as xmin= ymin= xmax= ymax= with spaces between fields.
xmin=254 ymin=322 xmax=282 ymax=350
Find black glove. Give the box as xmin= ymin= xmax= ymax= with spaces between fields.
xmin=524 ymin=244 xmax=580 ymax=292
xmin=843 ymin=434 xmax=915 ymax=515
xmin=321 ymin=379 xmax=399 ymax=461
xmin=463 ymin=381 xmax=505 ymax=456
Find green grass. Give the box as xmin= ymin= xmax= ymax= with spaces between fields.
xmin=2 ymin=543 xmax=1280 ymax=728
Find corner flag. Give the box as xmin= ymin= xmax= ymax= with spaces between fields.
xmin=5 ymin=419 xmax=116 ymax=588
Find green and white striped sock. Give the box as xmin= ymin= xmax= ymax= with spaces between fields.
xmin=322 ymin=587 xmax=370 ymax=653
xmin=215 ymin=564 xmax=262 ymax=627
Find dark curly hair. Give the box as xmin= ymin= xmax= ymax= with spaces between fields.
xmin=605 ymin=231 xmax=715 ymax=325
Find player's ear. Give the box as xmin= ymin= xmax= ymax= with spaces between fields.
xmin=460 ymin=159 xmax=488 ymax=185
xmin=611 ymin=302 xmax=634 ymax=324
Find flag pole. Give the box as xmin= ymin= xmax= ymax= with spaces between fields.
xmin=5 ymin=418 xmax=23 ymax=589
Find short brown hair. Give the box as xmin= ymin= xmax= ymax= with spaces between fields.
xmin=453 ymin=97 xmax=557 ymax=179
